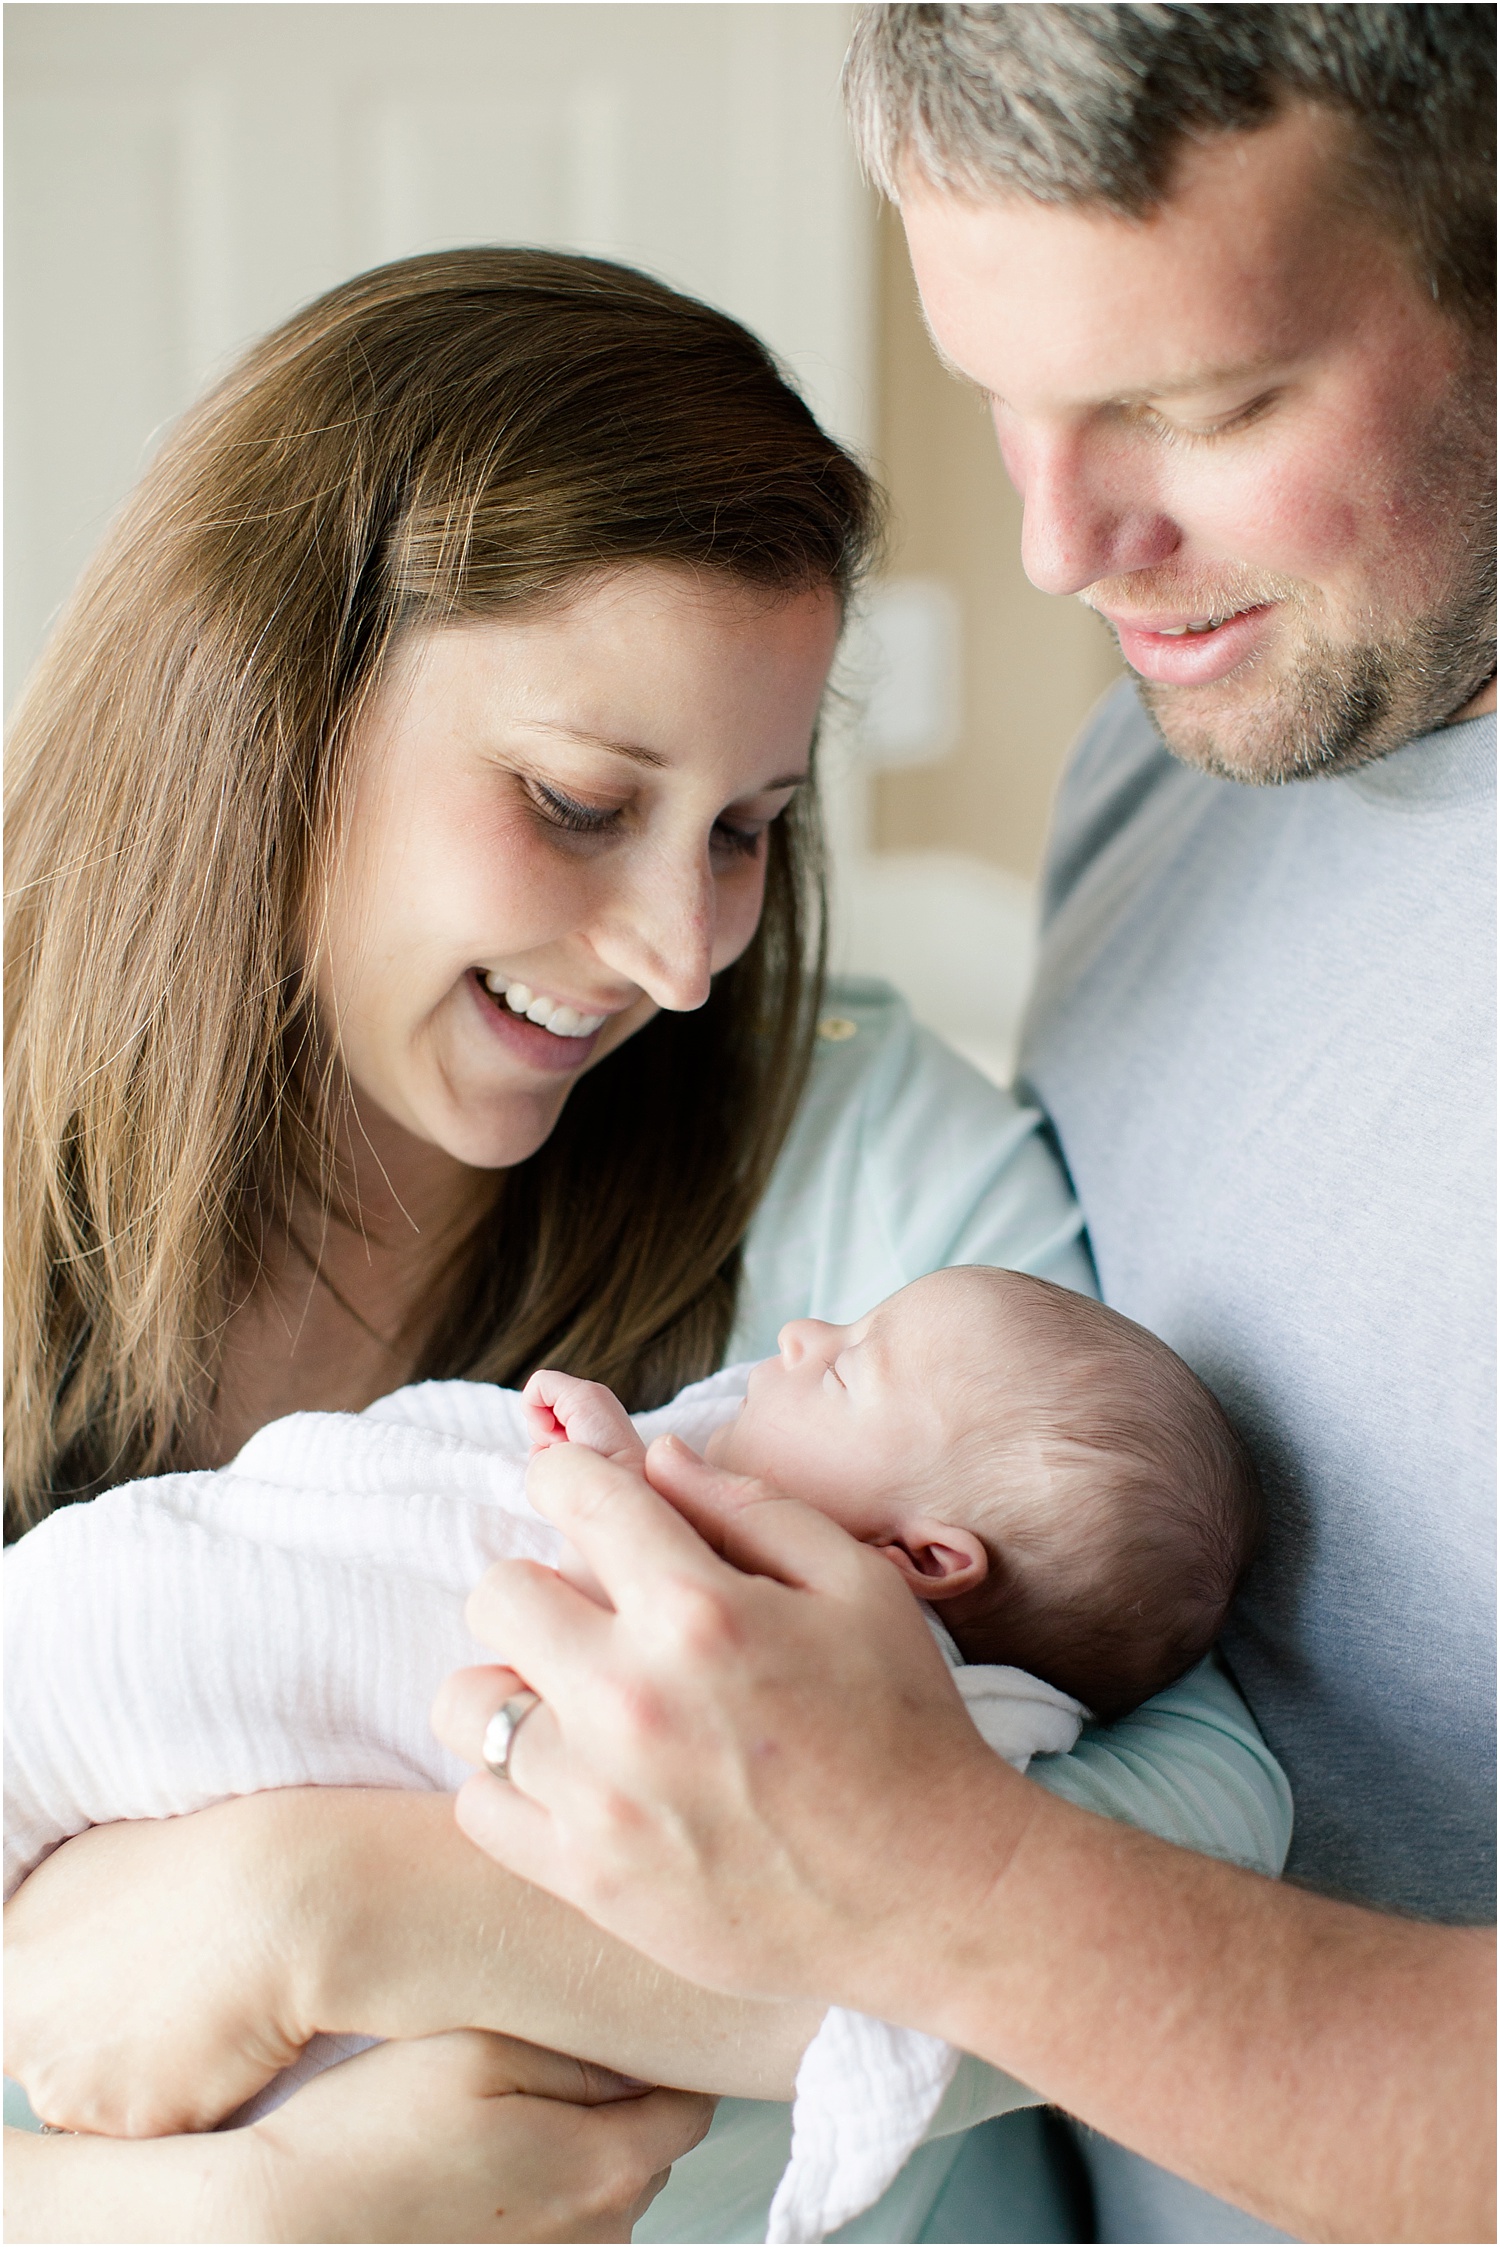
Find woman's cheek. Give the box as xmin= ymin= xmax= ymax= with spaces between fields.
xmin=710 ymin=858 xmax=771 ymax=972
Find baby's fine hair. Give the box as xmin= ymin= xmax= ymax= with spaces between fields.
xmin=920 ymin=1268 xmax=1264 ymax=1720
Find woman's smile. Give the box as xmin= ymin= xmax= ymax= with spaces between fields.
xmin=478 ymin=969 xmax=612 ymax=1040
xmin=467 ymin=967 xmax=625 ymax=1074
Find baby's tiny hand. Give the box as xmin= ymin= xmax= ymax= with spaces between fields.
xmin=522 ymin=1368 xmax=648 ymax=1469
xmin=520 ymin=1384 xmax=568 ymax=1450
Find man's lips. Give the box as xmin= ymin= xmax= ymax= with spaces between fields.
xmin=1098 ymin=602 xmax=1277 ymax=686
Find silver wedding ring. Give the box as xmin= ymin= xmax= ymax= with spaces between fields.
xmin=481 ymin=1689 xmax=542 ymax=1782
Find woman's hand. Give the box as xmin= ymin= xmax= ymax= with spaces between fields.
xmin=6 ymin=1798 xmax=319 ymax=2134
xmin=245 ymin=2031 xmax=712 ymax=2243
xmin=5 ymin=2031 xmax=712 ymax=2243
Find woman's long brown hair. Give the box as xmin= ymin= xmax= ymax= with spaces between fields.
xmin=5 ymin=248 xmax=881 ymax=1538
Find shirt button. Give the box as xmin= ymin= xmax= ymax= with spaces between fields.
xmin=817 ymin=1016 xmax=858 ymax=1042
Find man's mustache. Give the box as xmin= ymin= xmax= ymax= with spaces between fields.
xmin=1080 ymin=567 xmax=1305 ymax=623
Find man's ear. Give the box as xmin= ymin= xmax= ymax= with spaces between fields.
xmin=877 ymin=1519 xmax=989 ymax=1601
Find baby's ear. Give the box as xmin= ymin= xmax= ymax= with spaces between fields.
xmin=879 ymin=1519 xmax=989 ymax=1601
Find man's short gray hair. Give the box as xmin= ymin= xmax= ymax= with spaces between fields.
xmin=844 ymin=5 xmax=1496 ymax=322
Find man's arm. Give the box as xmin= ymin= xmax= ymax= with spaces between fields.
xmin=923 ymin=1776 xmax=1493 ymax=2244
xmin=436 ymin=1438 xmax=1496 ymax=2247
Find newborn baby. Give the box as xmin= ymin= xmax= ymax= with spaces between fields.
xmin=5 ymin=1266 xmax=1262 ymax=2242
xmin=530 ymin=1265 xmax=1261 ymax=1724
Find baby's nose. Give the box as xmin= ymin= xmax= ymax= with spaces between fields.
xmin=778 ymin=1317 xmax=833 ymax=1366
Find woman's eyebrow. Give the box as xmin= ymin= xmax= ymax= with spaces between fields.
xmin=518 ymin=718 xmax=670 ymax=769
xmin=514 ymin=720 xmax=805 ymax=794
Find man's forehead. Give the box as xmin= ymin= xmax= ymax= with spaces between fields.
xmin=899 ymin=103 xmax=1388 ymax=408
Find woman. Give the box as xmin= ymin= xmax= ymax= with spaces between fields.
xmin=5 ymin=249 xmax=1289 ymax=2242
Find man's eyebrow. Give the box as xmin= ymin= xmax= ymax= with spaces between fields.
xmin=1109 ymin=353 xmax=1288 ymax=404
xmin=923 ymin=316 xmax=1289 ymax=411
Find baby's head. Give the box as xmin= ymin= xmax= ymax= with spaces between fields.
xmin=705 ymin=1268 xmax=1262 ymax=1719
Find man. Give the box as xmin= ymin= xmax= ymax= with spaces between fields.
xmin=435 ymin=10 xmax=1496 ymax=2240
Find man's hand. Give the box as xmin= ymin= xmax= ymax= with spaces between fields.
xmin=435 ymin=1436 xmax=1497 ymax=2246
xmin=432 ymin=1434 xmax=1030 ymax=2020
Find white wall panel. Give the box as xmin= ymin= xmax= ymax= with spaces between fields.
xmin=5 ymin=3 xmax=873 ymax=702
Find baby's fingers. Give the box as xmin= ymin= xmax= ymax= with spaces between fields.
xmin=524 ymin=1370 xmax=646 ymax=1467
xmin=522 ymin=1371 xmax=569 ymax=1447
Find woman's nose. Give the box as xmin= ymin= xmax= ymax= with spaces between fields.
xmin=590 ymin=849 xmax=717 ymax=1014
xmin=1003 ymin=418 xmax=1180 ymax=597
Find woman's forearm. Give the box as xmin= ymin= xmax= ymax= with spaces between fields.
xmin=272 ymin=1787 xmax=820 ymax=2098
xmin=4 ymin=2126 xmax=259 ymax=2244
xmin=6 ymin=1795 xmax=813 ymax=2140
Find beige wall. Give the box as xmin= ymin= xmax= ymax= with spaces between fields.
xmin=869 ymin=203 xmax=1121 ymax=882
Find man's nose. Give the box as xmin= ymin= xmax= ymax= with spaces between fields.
xmin=1005 ymin=421 xmax=1180 ymax=597
xmin=590 ymin=847 xmax=716 ymax=1014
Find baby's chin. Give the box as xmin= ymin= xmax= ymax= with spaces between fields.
xmin=703 ymin=1411 xmax=778 ymax=1481
xmin=702 ymin=1419 xmax=744 ymax=1471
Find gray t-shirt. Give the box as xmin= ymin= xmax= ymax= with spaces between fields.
xmin=1021 ymin=682 xmax=1495 ymax=1922
xmin=1018 ymin=684 xmax=1494 ymax=2242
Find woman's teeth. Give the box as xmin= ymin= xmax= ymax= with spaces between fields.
xmin=482 ymin=972 xmax=606 ymax=1039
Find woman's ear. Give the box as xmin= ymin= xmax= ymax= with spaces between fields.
xmin=877 ymin=1519 xmax=989 ymax=1601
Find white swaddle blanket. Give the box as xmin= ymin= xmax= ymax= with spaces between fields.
xmin=5 ymin=1370 xmax=1082 ymax=2244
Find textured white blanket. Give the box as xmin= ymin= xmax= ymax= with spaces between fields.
xmin=5 ymin=1372 xmax=1081 ymax=2243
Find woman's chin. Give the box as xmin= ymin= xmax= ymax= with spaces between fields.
xmin=435 ymin=1092 xmax=573 ymax=1174
xmin=342 ymin=1062 xmax=575 ymax=1181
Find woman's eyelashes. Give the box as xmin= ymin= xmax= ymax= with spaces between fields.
xmin=525 ymin=778 xmax=770 ymax=861
xmin=528 ymin=780 xmax=623 ymax=837
xmin=710 ymin=818 xmax=765 ymax=862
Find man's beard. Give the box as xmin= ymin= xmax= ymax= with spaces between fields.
xmin=1103 ymin=486 xmax=1497 ymax=788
